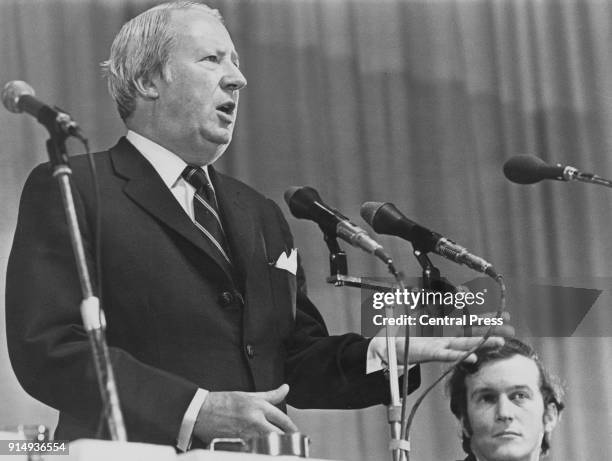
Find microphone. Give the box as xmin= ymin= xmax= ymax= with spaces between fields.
xmin=284 ymin=186 xmax=393 ymax=265
xmin=503 ymin=154 xmax=612 ymax=188
xmin=2 ymin=80 xmax=83 ymax=138
xmin=360 ymin=202 xmax=499 ymax=279
xmin=503 ymin=155 xmax=580 ymax=184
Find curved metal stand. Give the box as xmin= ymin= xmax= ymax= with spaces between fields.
xmin=45 ymin=130 xmax=127 ymax=441
xmin=324 ymin=236 xmax=410 ymax=461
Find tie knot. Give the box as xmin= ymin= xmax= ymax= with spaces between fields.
xmin=181 ymin=165 xmax=211 ymax=192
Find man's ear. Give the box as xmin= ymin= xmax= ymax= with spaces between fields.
xmin=134 ymin=75 xmax=159 ymax=100
xmin=543 ymin=402 xmax=559 ymax=433
xmin=460 ymin=416 xmax=471 ymax=438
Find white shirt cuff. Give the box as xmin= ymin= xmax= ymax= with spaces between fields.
xmin=177 ymin=388 xmax=209 ymax=452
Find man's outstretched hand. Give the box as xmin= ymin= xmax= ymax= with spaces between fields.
xmin=398 ymin=336 xmax=505 ymax=364
xmin=194 ymin=384 xmax=298 ymax=444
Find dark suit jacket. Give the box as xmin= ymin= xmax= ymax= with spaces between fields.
xmin=6 ymin=138 xmax=419 ymax=445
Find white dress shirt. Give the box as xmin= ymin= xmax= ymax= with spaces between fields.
xmin=126 ymin=130 xmax=212 ymax=222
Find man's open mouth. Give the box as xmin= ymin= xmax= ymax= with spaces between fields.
xmin=216 ymin=101 xmax=236 ymax=115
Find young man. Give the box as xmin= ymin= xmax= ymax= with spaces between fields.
xmin=447 ymin=338 xmax=564 ymax=461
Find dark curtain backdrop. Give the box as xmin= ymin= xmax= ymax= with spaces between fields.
xmin=1 ymin=0 xmax=611 ymax=459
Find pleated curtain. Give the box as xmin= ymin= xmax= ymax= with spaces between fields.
xmin=1 ymin=1 xmax=610 ymax=459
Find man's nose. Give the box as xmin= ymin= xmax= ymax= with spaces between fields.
xmin=221 ymin=63 xmax=247 ymax=91
xmin=495 ymin=395 xmax=515 ymax=421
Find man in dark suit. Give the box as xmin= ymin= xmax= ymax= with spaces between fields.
xmin=6 ymin=1 xmax=503 ymax=450
xmin=447 ymin=338 xmax=564 ymax=461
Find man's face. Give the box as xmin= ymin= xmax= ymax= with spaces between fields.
xmin=150 ymin=9 xmax=246 ymax=165
xmin=464 ymin=355 xmax=556 ymax=461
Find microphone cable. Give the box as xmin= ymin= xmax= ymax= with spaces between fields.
xmin=76 ymin=136 xmax=111 ymax=440
xmin=401 ymin=274 xmax=506 ymax=461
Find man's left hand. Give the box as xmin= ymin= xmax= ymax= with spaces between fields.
xmin=399 ymin=336 xmax=505 ymax=364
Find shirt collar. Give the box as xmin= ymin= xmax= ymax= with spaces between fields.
xmin=125 ymin=130 xmax=210 ymax=187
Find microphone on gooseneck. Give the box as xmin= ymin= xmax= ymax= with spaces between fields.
xmin=360 ymin=201 xmax=499 ymax=279
xmin=2 ymin=80 xmax=84 ymax=139
xmin=284 ymin=186 xmax=394 ymax=266
xmin=503 ymin=155 xmax=612 ymax=188
xmin=502 ymin=155 xmax=575 ymax=184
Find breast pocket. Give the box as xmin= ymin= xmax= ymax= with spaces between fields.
xmin=268 ymin=263 xmax=297 ymax=318
xmin=261 ymin=246 xmax=298 ymax=345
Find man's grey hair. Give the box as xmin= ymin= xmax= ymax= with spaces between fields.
xmin=101 ymin=1 xmax=223 ymax=121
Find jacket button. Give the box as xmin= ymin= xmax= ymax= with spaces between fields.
xmin=218 ymin=291 xmax=234 ymax=307
xmin=245 ymin=344 xmax=255 ymax=359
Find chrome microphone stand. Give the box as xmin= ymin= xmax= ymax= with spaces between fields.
xmin=324 ymin=234 xmax=409 ymax=461
xmin=44 ymin=125 xmax=127 ymax=442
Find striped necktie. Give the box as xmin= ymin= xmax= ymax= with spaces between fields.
xmin=181 ymin=165 xmax=232 ymax=265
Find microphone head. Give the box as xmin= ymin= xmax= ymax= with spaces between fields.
xmin=360 ymin=201 xmax=407 ymax=232
xmin=284 ymin=186 xmax=324 ymax=220
xmin=2 ymin=80 xmax=35 ymax=113
xmin=503 ymin=155 xmax=564 ymax=184
xmin=284 ymin=186 xmax=348 ymax=236
xmin=360 ymin=202 xmax=386 ymax=228
xmin=360 ymin=201 xmax=439 ymax=252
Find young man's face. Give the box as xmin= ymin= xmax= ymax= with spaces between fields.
xmin=464 ymin=355 xmax=557 ymax=461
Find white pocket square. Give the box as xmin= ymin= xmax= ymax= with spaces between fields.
xmin=274 ymin=248 xmax=298 ymax=275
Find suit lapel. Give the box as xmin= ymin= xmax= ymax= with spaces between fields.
xmin=209 ymin=167 xmax=256 ymax=290
xmin=109 ymin=137 xmax=235 ymax=282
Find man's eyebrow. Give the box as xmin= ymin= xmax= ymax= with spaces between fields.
xmin=507 ymin=385 xmax=534 ymax=393
xmin=470 ymin=387 xmax=497 ymax=399
xmin=470 ymin=384 xmax=534 ymax=399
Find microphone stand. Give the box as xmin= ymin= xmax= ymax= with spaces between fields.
xmin=411 ymin=251 xmax=457 ymax=335
xmin=397 ymin=250 xmax=458 ymax=460
xmin=44 ymin=126 xmax=127 ymax=441
xmin=412 ymin=250 xmax=441 ymax=337
xmin=324 ymin=235 xmax=406 ymax=461
xmin=324 ymin=233 xmax=348 ymax=281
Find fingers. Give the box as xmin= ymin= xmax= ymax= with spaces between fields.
xmin=404 ymin=336 xmax=508 ymax=364
xmin=247 ymin=383 xmax=290 ymax=405
xmin=446 ymin=336 xmax=505 ymax=350
xmin=441 ymin=336 xmax=506 ymax=363
xmin=461 ymin=353 xmax=479 ymax=363
xmin=244 ymin=384 xmax=297 ymax=432
xmin=467 ymin=324 xmax=515 ymax=338
xmin=194 ymin=389 xmax=298 ymax=444
xmin=243 ymin=400 xmax=298 ymax=435
xmin=259 ymin=420 xmax=285 ymax=435
xmin=263 ymin=403 xmax=299 ymax=433
xmin=425 ymin=338 xmax=499 ymax=364
xmin=413 ymin=346 xmax=477 ymax=364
